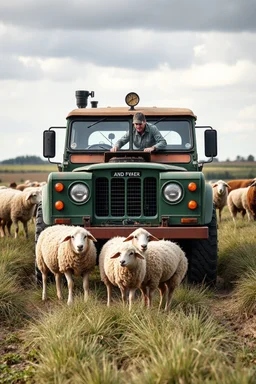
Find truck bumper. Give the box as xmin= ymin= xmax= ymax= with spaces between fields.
xmin=84 ymin=226 xmax=209 ymax=239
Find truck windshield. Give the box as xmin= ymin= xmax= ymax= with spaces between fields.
xmin=69 ymin=119 xmax=193 ymax=150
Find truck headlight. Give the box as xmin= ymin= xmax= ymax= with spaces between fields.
xmin=163 ymin=183 xmax=183 ymax=203
xmin=69 ymin=183 xmax=89 ymax=203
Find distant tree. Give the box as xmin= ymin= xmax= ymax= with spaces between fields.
xmin=0 ymin=155 xmax=47 ymax=165
xmin=247 ymin=154 xmax=255 ymax=162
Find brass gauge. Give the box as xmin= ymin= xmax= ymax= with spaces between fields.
xmin=125 ymin=92 xmax=140 ymax=108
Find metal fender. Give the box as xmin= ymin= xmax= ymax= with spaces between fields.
xmin=41 ymin=180 xmax=52 ymax=225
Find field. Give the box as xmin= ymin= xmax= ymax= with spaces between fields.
xmin=0 ymin=208 xmax=256 ymax=383
xmin=0 ymin=162 xmax=256 ymax=382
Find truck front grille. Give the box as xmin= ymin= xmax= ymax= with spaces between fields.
xmin=95 ymin=177 xmax=157 ymax=217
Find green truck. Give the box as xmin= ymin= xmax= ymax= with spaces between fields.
xmin=36 ymin=90 xmax=218 ymax=284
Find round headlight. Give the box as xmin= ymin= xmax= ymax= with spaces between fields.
xmin=69 ymin=183 xmax=89 ymax=203
xmin=163 ymin=183 xmax=183 ymax=203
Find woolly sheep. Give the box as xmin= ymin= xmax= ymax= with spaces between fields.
xmin=211 ymin=180 xmax=230 ymax=223
xmin=99 ymin=237 xmax=146 ymax=310
xmin=0 ymin=188 xmax=41 ymax=238
xmin=36 ymin=225 xmax=97 ymax=305
xmin=226 ymin=178 xmax=256 ymax=194
xmin=124 ymin=228 xmax=188 ymax=311
xmin=227 ymin=184 xmax=255 ymax=224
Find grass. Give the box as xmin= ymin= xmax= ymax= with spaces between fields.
xmin=0 ymin=207 xmax=256 ymax=382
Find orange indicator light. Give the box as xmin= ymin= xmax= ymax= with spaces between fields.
xmin=55 ymin=183 xmax=64 ymax=192
xmin=188 ymin=182 xmax=197 ymax=191
xmin=188 ymin=200 xmax=197 ymax=210
xmin=55 ymin=201 xmax=64 ymax=210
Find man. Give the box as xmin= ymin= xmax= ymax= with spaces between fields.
xmin=110 ymin=112 xmax=167 ymax=152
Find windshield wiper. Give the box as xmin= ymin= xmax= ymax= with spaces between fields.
xmin=153 ymin=117 xmax=166 ymax=125
xmin=87 ymin=118 xmax=107 ymax=129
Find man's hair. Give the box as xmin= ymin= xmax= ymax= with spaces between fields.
xmin=133 ymin=112 xmax=146 ymax=124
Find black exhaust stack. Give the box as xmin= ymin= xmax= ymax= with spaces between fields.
xmin=75 ymin=90 xmax=95 ymax=108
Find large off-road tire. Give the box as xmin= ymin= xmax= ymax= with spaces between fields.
xmin=183 ymin=207 xmax=218 ymax=285
xmin=34 ymin=202 xmax=54 ymax=284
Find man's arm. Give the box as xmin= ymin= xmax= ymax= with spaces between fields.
xmin=151 ymin=125 xmax=167 ymax=150
xmin=111 ymin=131 xmax=130 ymax=152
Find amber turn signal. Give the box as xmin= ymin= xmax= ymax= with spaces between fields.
xmin=188 ymin=182 xmax=197 ymax=191
xmin=188 ymin=200 xmax=197 ymax=210
xmin=55 ymin=183 xmax=64 ymax=192
xmin=55 ymin=201 xmax=64 ymax=210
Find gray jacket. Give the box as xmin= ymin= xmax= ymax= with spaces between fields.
xmin=115 ymin=123 xmax=167 ymax=150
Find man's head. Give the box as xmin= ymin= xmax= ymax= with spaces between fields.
xmin=133 ymin=112 xmax=146 ymax=133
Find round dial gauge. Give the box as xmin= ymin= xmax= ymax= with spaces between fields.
xmin=125 ymin=92 xmax=140 ymax=107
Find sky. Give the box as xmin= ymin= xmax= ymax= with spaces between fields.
xmin=0 ymin=0 xmax=256 ymax=162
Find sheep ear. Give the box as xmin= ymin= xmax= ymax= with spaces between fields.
xmin=87 ymin=233 xmax=97 ymax=242
xmin=59 ymin=235 xmax=71 ymax=244
xmin=135 ymin=252 xmax=145 ymax=260
xmin=25 ymin=192 xmax=33 ymax=200
xmin=123 ymin=235 xmax=133 ymax=242
xmin=149 ymin=234 xmax=159 ymax=241
xmin=110 ymin=252 xmax=121 ymax=259
xmin=211 ymin=183 xmax=217 ymax=188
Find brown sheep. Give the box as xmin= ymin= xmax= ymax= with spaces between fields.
xmin=247 ymin=181 xmax=256 ymax=220
xmin=227 ymin=178 xmax=256 ymax=194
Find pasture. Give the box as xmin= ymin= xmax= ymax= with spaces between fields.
xmin=0 ymin=207 xmax=256 ymax=383
xmin=0 ymin=161 xmax=256 ymax=185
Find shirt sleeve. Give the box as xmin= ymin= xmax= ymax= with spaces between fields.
xmin=114 ymin=131 xmax=130 ymax=149
xmin=150 ymin=125 xmax=167 ymax=150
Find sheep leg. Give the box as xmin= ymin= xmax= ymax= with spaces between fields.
xmin=55 ymin=273 xmax=63 ymax=300
xmin=128 ymin=288 xmax=136 ymax=311
xmin=82 ymin=272 xmax=90 ymax=302
xmin=6 ymin=221 xmax=12 ymax=237
xmin=106 ymin=283 xmax=112 ymax=307
xmin=165 ymin=274 xmax=181 ymax=311
xmin=42 ymin=272 xmax=48 ymax=301
xmin=158 ymin=282 xmax=168 ymax=310
xmin=64 ymin=270 xmax=74 ymax=305
xmin=148 ymin=288 xmax=156 ymax=307
xmin=13 ymin=220 xmax=19 ymax=239
xmin=119 ymin=286 xmax=127 ymax=306
xmin=22 ymin=221 xmax=29 ymax=239
xmin=0 ymin=222 xmax=5 ymax=237
xmin=140 ymin=286 xmax=149 ymax=306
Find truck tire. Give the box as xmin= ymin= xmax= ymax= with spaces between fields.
xmin=184 ymin=207 xmax=218 ymax=285
xmin=34 ymin=202 xmax=54 ymax=284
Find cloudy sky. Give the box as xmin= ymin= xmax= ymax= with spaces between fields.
xmin=0 ymin=0 xmax=256 ymax=162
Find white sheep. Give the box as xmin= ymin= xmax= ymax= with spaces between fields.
xmin=0 ymin=188 xmax=41 ymax=238
xmin=211 ymin=180 xmax=230 ymax=223
xmin=227 ymin=186 xmax=255 ymax=224
xmin=123 ymin=228 xmax=188 ymax=311
xmin=99 ymin=237 xmax=146 ymax=310
xmin=36 ymin=225 xmax=97 ymax=305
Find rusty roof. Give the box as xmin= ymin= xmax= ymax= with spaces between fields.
xmin=67 ymin=107 xmax=197 ymax=119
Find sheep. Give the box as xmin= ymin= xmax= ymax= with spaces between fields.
xmin=227 ymin=182 xmax=256 ymax=224
xmin=123 ymin=228 xmax=188 ymax=311
xmin=36 ymin=225 xmax=97 ymax=305
xmin=226 ymin=178 xmax=256 ymax=194
xmin=0 ymin=188 xmax=41 ymax=238
xmin=246 ymin=181 xmax=256 ymax=220
xmin=99 ymin=237 xmax=146 ymax=310
xmin=211 ymin=180 xmax=230 ymax=223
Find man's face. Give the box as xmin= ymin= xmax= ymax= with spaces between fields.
xmin=134 ymin=121 xmax=146 ymax=134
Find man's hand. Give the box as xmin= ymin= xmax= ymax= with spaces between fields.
xmin=110 ymin=146 xmax=118 ymax=152
xmin=144 ymin=146 xmax=155 ymax=152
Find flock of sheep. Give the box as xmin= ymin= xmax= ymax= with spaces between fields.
xmin=0 ymin=177 xmax=255 ymax=309
xmin=0 ymin=180 xmax=45 ymax=238
xmin=211 ymin=178 xmax=256 ymax=224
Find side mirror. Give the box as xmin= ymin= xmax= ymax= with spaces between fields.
xmin=43 ymin=130 xmax=56 ymax=158
xmin=205 ymin=129 xmax=217 ymax=158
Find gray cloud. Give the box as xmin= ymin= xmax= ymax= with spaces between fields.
xmin=0 ymin=0 xmax=256 ymax=32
